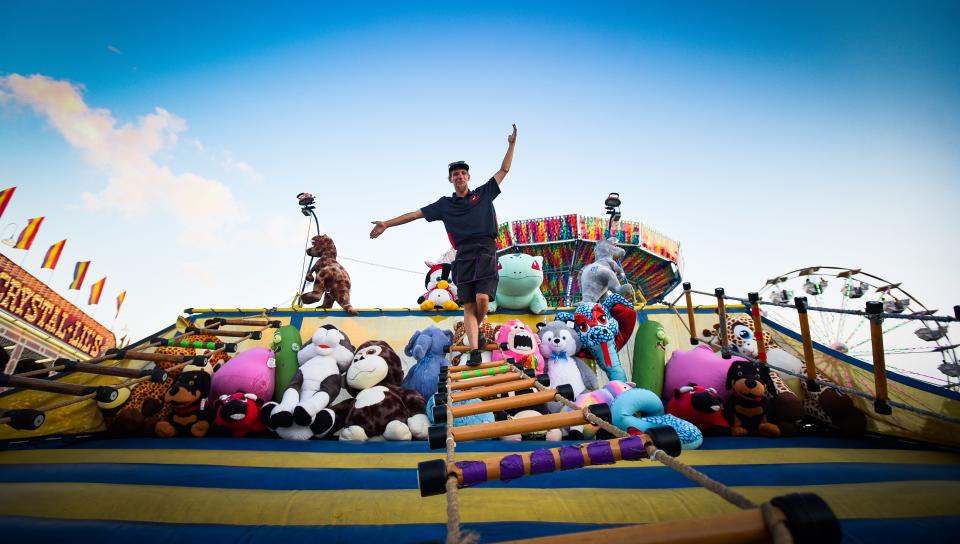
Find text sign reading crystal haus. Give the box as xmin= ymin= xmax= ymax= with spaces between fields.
xmin=0 ymin=254 xmax=116 ymax=357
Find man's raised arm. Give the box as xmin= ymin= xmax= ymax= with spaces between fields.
xmin=370 ymin=209 xmax=424 ymax=239
xmin=493 ymin=123 xmax=518 ymax=184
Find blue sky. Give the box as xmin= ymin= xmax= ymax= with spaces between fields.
xmin=1 ymin=2 xmax=958 ymax=373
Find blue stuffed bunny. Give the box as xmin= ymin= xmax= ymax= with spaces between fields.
xmin=401 ymin=326 xmax=453 ymax=401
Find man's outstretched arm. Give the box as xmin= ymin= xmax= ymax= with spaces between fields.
xmin=370 ymin=209 xmax=424 ymax=239
xmin=493 ymin=123 xmax=518 ymax=185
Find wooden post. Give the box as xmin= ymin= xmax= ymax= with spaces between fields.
xmin=447 ymin=359 xmax=519 ymax=372
xmin=447 ymin=372 xmax=528 ymax=391
xmin=447 ymin=343 xmax=501 ymax=354
xmin=419 ymin=435 xmax=653 ymax=496
xmin=866 ymin=301 xmax=892 ymax=414
xmin=106 ymin=349 xmax=203 ymax=365
xmin=715 ymin=288 xmax=730 ymax=359
xmin=153 ymin=338 xmax=237 ymax=352
xmin=447 ymin=364 xmax=513 ymax=382
xmin=204 ymin=317 xmax=281 ymax=328
xmin=184 ymin=326 xmax=262 ymax=339
xmin=683 ymin=282 xmax=698 ymax=345
xmin=434 ymin=386 xmax=572 ymax=421
xmin=501 ymin=507 xmax=782 ymax=544
xmin=56 ymin=359 xmax=168 ymax=382
xmin=0 ymin=408 xmax=45 ymax=430
xmin=747 ymin=293 xmax=767 ymax=364
xmin=428 ymin=404 xmax=611 ymax=449
xmin=794 ymin=297 xmax=820 ymax=392
xmin=0 ymin=374 xmax=118 ymax=403
xmin=450 ymin=376 xmax=543 ymax=402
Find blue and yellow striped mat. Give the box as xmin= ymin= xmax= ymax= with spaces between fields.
xmin=1 ymin=435 xmax=959 ymax=543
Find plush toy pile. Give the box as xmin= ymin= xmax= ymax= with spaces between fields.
xmin=96 ymin=302 xmax=867 ymax=448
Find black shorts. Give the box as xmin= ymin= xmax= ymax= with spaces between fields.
xmin=456 ymin=276 xmax=498 ymax=305
xmin=452 ymin=238 xmax=499 ymax=305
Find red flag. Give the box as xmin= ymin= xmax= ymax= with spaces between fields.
xmin=70 ymin=261 xmax=90 ymax=290
xmin=14 ymin=217 xmax=44 ymax=250
xmin=41 ymin=239 xmax=67 ymax=270
xmin=116 ymin=291 xmax=127 ymax=317
xmin=88 ymin=277 xmax=106 ymax=305
xmin=0 ymin=187 xmax=15 ymax=220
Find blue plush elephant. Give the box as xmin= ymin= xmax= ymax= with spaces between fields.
xmin=402 ymin=326 xmax=454 ymax=401
xmin=611 ymin=387 xmax=703 ymax=450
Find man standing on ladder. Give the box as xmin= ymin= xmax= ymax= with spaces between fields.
xmin=370 ymin=124 xmax=518 ymax=365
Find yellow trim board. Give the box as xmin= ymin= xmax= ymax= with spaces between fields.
xmin=0 ymin=481 xmax=957 ymax=526
xmin=1 ymin=447 xmax=958 ymax=470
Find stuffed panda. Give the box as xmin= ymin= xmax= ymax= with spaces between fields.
xmin=263 ymin=324 xmax=354 ymax=430
xmin=338 ymin=340 xmax=430 ymax=442
xmin=538 ymin=320 xmax=598 ymax=413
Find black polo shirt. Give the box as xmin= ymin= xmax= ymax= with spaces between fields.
xmin=421 ymin=177 xmax=500 ymax=248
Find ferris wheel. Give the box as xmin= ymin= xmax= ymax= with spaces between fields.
xmin=757 ymin=266 xmax=958 ymax=387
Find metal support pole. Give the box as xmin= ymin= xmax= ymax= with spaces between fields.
xmin=715 ymin=287 xmax=730 ymax=359
xmin=683 ymin=282 xmax=697 ymax=345
xmin=795 ymin=297 xmax=820 ymax=392
xmin=867 ymin=301 xmax=892 ymax=415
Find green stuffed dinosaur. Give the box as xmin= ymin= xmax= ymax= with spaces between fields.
xmin=489 ymin=253 xmax=549 ymax=314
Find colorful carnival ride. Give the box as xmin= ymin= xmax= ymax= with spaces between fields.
xmin=1 ymin=209 xmax=959 ymax=544
xmin=495 ymin=213 xmax=681 ymax=307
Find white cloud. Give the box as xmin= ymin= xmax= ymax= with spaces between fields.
xmin=107 ymin=45 xmax=122 ymax=55
xmin=181 ymin=262 xmax=216 ymax=288
xmin=220 ymin=152 xmax=263 ymax=182
xmin=0 ymin=73 xmax=244 ymax=238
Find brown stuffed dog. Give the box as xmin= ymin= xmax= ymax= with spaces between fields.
xmin=301 ymin=234 xmax=357 ymax=315
xmin=724 ymin=360 xmax=781 ymax=437
xmin=155 ymin=364 xmax=213 ymax=438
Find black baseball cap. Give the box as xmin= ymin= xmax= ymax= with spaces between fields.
xmin=448 ymin=161 xmax=469 ymax=173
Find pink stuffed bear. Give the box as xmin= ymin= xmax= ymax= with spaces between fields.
xmin=491 ymin=319 xmax=544 ymax=375
xmin=210 ymin=347 xmax=275 ymax=402
xmin=663 ymin=344 xmax=749 ymax=404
